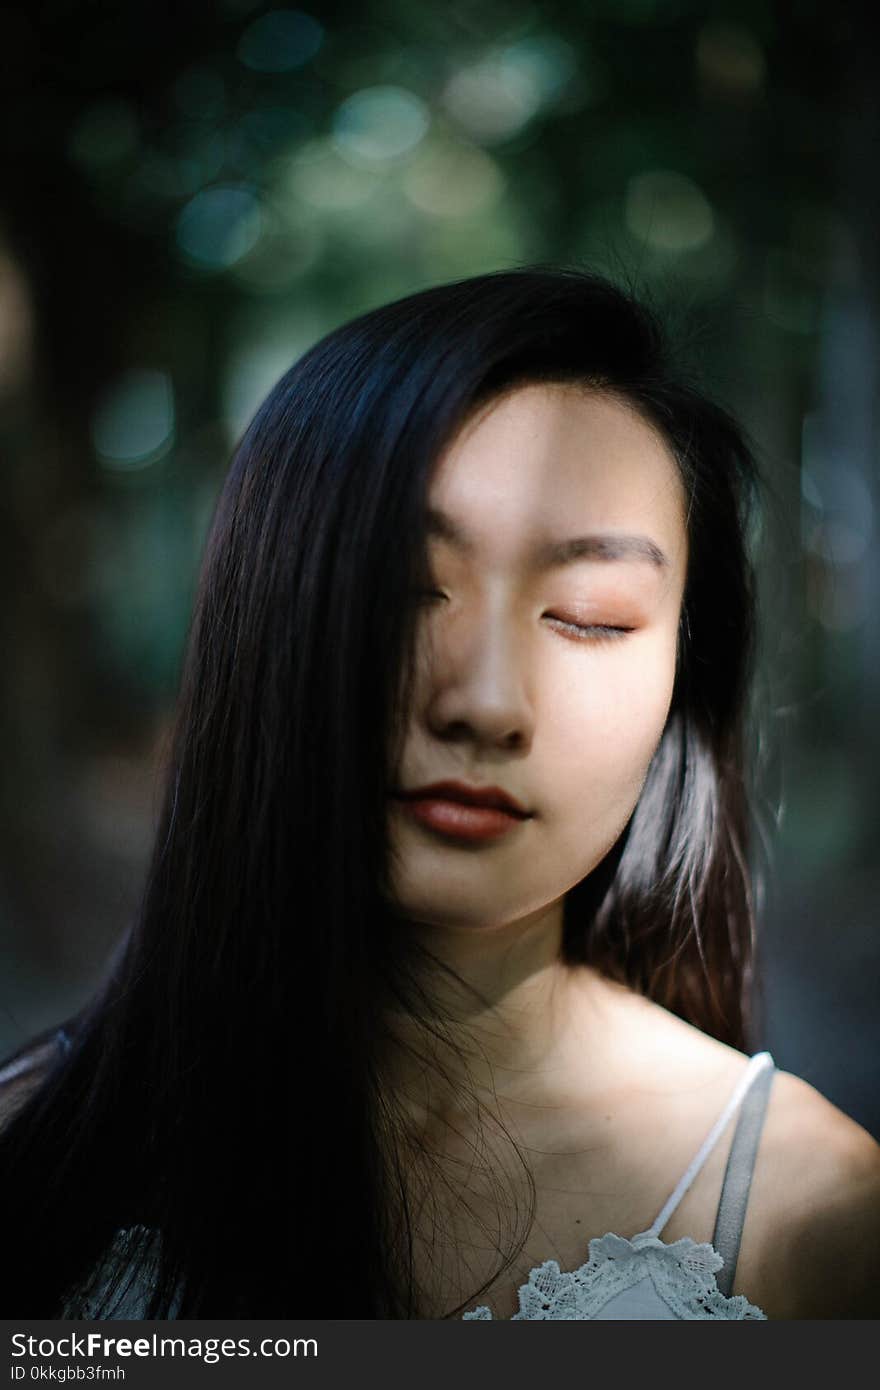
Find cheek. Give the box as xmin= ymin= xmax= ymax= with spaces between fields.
xmin=546 ymin=640 xmax=677 ymax=816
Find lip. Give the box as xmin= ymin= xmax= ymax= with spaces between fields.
xmin=393 ymin=780 xmax=532 ymax=817
xmin=393 ymin=797 xmax=529 ymax=843
xmin=390 ymin=780 xmax=533 ymax=844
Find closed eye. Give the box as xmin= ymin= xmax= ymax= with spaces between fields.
xmin=544 ymin=616 xmax=634 ymax=641
xmin=415 ymin=593 xmax=633 ymax=642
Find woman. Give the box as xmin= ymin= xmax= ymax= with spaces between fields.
xmin=1 ymin=266 xmax=878 ymax=1319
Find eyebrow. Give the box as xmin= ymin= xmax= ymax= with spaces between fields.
xmin=425 ymin=507 xmax=669 ymax=570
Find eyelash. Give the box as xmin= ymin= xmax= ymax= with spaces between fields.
xmin=415 ymin=591 xmax=633 ymax=642
xmin=546 ymin=617 xmax=632 ymax=642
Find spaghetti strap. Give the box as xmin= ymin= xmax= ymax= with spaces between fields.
xmin=712 ymin=1056 xmax=776 ymax=1295
xmin=631 ymin=1051 xmax=775 ymax=1243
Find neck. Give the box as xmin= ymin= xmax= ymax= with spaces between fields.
xmin=381 ymin=898 xmax=627 ymax=1139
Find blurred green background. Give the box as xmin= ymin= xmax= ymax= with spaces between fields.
xmin=1 ymin=1 xmax=877 ymax=1134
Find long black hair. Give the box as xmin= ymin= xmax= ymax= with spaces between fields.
xmin=0 ymin=265 xmax=760 ymax=1318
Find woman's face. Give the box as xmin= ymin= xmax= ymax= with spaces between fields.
xmin=387 ymin=382 xmax=688 ymax=934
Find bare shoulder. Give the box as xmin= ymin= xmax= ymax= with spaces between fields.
xmin=605 ymin=994 xmax=880 ymax=1317
xmin=738 ymin=1068 xmax=880 ymax=1319
xmin=571 ymin=981 xmax=879 ymax=1317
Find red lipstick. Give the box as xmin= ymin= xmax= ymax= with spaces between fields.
xmin=391 ymin=780 xmax=532 ymax=843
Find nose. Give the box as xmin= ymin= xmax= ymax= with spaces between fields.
xmin=421 ymin=601 xmax=535 ymax=752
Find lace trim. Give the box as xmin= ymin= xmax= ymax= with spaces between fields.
xmin=461 ymin=1232 xmax=767 ymax=1320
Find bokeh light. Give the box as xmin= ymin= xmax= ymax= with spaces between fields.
xmin=332 ymin=86 xmax=430 ymax=165
xmin=625 ymin=170 xmax=715 ymax=253
xmin=237 ymin=9 xmax=324 ymax=73
xmin=280 ymin=137 xmax=378 ymax=210
xmin=442 ymin=34 xmax=577 ymax=145
xmin=402 ymin=138 xmax=505 ymax=218
xmin=176 ymin=185 xmax=264 ymax=269
xmin=92 ymin=369 xmax=175 ymax=472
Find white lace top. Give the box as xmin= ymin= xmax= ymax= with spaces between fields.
xmin=461 ymin=1051 xmax=775 ymax=1320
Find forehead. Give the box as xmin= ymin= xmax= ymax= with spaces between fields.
xmin=428 ymin=383 xmax=687 ymax=566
